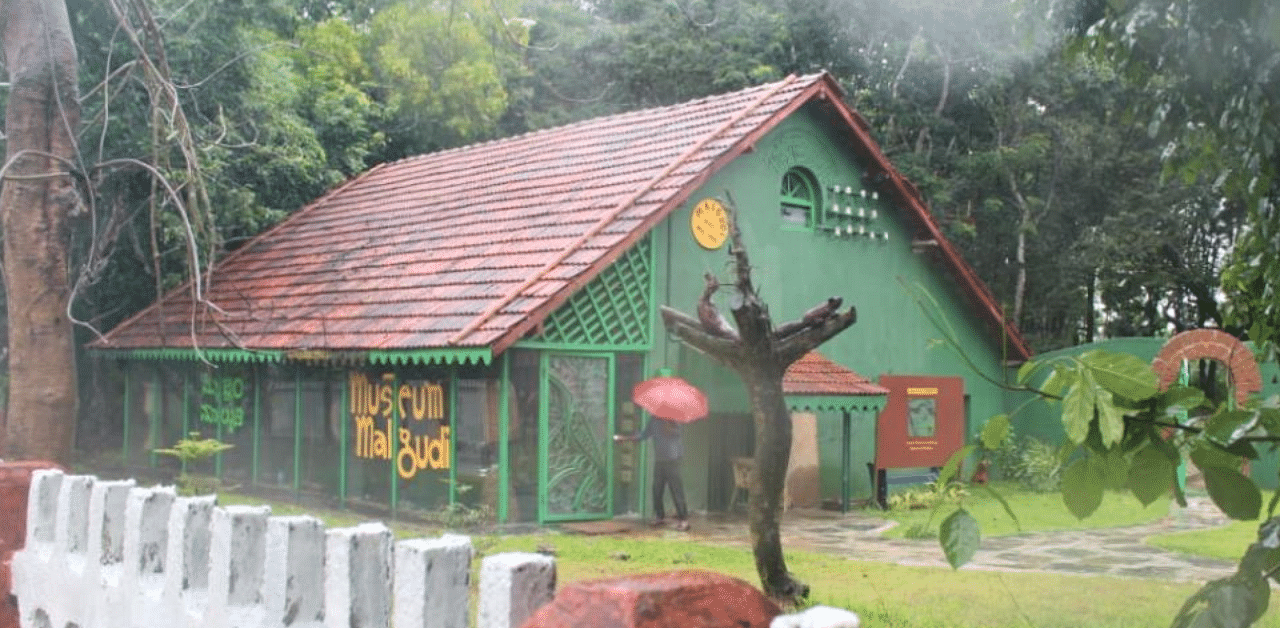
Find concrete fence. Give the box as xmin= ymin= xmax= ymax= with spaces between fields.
xmin=10 ymin=469 xmax=555 ymax=628
xmin=9 ymin=469 xmax=857 ymax=628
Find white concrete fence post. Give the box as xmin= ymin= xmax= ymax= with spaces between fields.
xmin=207 ymin=505 xmax=270 ymax=628
xmin=4 ymin=471 xmax=862 ymax=628
xmin=13 ymin=472 xmax=558 ymax=628
xmin=394 ymin=534 xmax=473 ymax=628
xmin=262 ymin=515 xmax=326 ymax=628
xmin=85 ymin=477 xmax=135 ymax=628
xmin=123 ymin=485 xmax=177 ymax=628
xmin=162 ymin=495 xmax=216 ymax=626
xmin=325 ymin=522 xmax=393 ymax=628
xmin=476 ymin=553 xmax=556 ymax=628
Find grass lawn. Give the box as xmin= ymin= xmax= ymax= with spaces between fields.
xmin=479 ymin=531 xmax=1278 ymax=628
xmin=877 ymin=482 xmax=1171 ymax=539
xmin=212 ymin=486 xmax=1280 ymax=628
xmin=1147 ymin=519 xmax=1260 ymax=562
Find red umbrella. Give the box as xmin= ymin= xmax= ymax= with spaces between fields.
xmin=632 ymin=376 xmax=708 ymax=423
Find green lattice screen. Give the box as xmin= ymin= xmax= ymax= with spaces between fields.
xmin=536 ymin=237 xmax=652 ymax=347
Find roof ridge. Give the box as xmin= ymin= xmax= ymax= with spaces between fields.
xmin=447 ymin=73 xmax=807 ymax=345
xmin=377 ymin=74 xmax=824 ymax=171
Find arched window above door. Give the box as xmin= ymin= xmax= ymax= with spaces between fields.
xmin=780 ymin=168 xmax=818 ymax=229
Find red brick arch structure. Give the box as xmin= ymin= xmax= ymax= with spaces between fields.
xmin=1151 ymin=329 xmax=1262 ymax=406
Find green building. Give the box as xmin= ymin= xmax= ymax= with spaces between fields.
xmin=91 ymin=72 xmax=1031 ymax=523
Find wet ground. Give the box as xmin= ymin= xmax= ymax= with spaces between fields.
xmin=570 ymin=494 xmax=1238 ymax=583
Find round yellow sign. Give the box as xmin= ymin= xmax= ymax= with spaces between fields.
xmin=690 ymin=198 xmax=729 ymax=250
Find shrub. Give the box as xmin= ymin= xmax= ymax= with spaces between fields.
xmin=154 ymin=432 xmax=234 ymax=495
xmin=1006 ymin=436 xmax=1062 ymax=493
xmin=886 ymin=480 xmax=967 ymax=512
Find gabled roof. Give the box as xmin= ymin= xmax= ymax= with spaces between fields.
xmin=783 ymin=352 xmax=889 ymax=397
xmin=96 ymin=72 xmax=1031 ymax=362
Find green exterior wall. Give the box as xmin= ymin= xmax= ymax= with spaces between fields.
xmin=642 ymin=103 xmax=1018 ymax=511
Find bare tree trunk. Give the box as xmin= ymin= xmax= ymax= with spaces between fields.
xmin=742 ymin=364 xmax=798 ymax=599
xmin=1 ymin=0 xmax=81 ymax=461
xmin=1007 ymin=172 xmax=1029 ymax=328
xmin=660 ymin=195 xmax=856 ymax=604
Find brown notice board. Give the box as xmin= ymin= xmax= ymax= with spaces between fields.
xmin=875 ymin=375 xmax=965 ymax=470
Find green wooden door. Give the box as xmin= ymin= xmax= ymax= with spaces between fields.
xmin=539 ymin=353 xmax=614 ymax=521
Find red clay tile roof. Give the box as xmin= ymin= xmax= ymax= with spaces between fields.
xmin=95 ymin=72 xmax=1032 ymax=361
xmin=783 ymin=352 xmax=889 ymax=396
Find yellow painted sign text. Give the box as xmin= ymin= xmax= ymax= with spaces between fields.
xmin=349 ymin=372 xmax=451 ymax=480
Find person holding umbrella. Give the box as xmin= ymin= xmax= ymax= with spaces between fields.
xmin=616 ymin=417 xmax=689 ymax=530
xmin=617 ymin=371 xmax=708 ymax=532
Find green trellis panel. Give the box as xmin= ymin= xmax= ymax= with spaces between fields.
xmin=535 ymin=237 xmax=653 ymax=348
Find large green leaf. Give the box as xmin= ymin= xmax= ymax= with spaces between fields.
xmin=1062 ymin=376 xmax=1095 ymax=445
xmin=1016 ymin=360 xmax=1044 ymax=386
xmin=1258 ymin=407 xmax=1280 ymax=435
xmin=1080 ymin=350 xmax=1160 ymax=401
xmin=1202 ymin=466 xmax=1262 ymax=521
xmin=1095 ymin=386 xmax=1126 ymax=449
xmin=1161 ymin=384 xmax=1208 ymax=414
xmin=1206 ymin=410 xmax=1258 ymax=447
xmin=1101 ymin=447 xmax=1130 ymax=490
xmin=1208 ymin=579 xmax=1267 ymax=628
xmin=938 ymin=445 xmax=975 ymax=487
xmin=981 ymin=414 xmax=1010 ymax=450
xmin=1041 ymin=364 xmax=1078 ymax=398
xmin=1128 ymin=444 xmax=1174 ymax=507
xmin=940 ymin=508 xmax=980 ymax=569
xmin=1062 ymin=457 xmax=1105 ymax=520
xmin=1192 ymin=445 xmax=1245 ymax=471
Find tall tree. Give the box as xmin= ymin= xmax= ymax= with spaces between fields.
xmin=1 ymin=0 xmax=81 ymax=460
xmin=1080 ymin=0 xmax=1280 ymax=352
xmin=660 ymin=197 xmax=856 ymax=603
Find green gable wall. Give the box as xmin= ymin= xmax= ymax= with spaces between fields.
xmin=641 ymin=103 xmax=1018 ymax=510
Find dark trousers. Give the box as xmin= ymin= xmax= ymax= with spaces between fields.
xmin=652 ymin=458 xmax=688 ymax=520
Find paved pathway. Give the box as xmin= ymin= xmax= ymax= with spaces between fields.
xmin=610 ymin=495 xmax=1240 ymax=583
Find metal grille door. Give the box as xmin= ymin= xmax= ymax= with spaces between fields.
xmin=540 ymin=354 xmax=613 ymax=521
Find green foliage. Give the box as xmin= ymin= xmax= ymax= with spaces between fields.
xmin=1006 ymin=436 xmax=1064 ymax=493
xmin=1080 ymin=0 xmax=1280 ymax=353
xmin=967 ymin=346 xmax=1280 ymax=626
xmin=153 ymin=432 xmax=234 ymax=495
xmin=886 ymin=481 xmax=968 ymax=514
xmin=369 ymin=0 xmax=525 ymax=154
xmin=153 ymin=431 xmax=234 ymax=466
xmin=939 ymin=508 xmax=979 ymax=570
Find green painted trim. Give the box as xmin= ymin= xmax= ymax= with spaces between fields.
xmin=639 ymin=355 xmax=650 ymax=520
xmin=448 ymin=371 xmax=458 ymax=506
xmin=252 ymin=364 xmax=262 ymax=485
xmin=497 ymin=353 xmax=510 ymax=523
xmin=182 ymin=370 xmax=190 ymax=438
xmin=646 ymin=228 xmax=659 ymax=353
xmin=122 ymin=366 xmax=132 ymax=465
xmin=340 ymin=373 xmax=348 ymax=508
xmin=100 ymin=347 xmax=491 ymax=366
xmin=390 ymin=373 xmax=399 ymax=513
xmin=606 ymin=356 xmax=616 ymax=517
xmin=786 ymin=394 xmax=885 ymax=414
xmin=149 ymin=365 xmax=161 ymax=467
xmin=514 ymin=340 xmax=651 ymax=352
xmin=537 ymin=352 xmax=548 ymax=523
xmin=368 ymin=349 xmax=492 ymax=366
xmin=105 ymin=347 xmax=285 ymax=363
xmin=215 ymin=419 xmax=224 ymax=478
xmin=293 ymin=367 xmax=302 ymax=496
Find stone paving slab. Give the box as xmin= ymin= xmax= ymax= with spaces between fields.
xmin=593 ymin=495 xmax=1242 ymax=584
